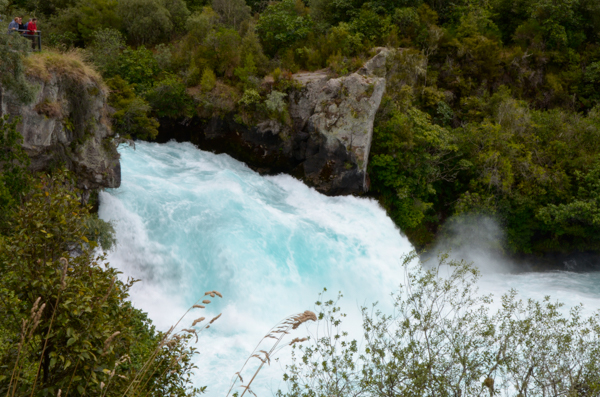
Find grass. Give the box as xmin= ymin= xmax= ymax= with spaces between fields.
xmin=23 ymin=50 xmax=105 ymax=91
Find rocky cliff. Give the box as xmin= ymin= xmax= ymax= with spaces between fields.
xmin=158 ymin=48 xmax=389 ymax=195
xmin=0 ymin=52 xmax=120 ymax=191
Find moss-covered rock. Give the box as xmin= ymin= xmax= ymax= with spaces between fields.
xmin=0 ymin=51 xmax=120 ymax=190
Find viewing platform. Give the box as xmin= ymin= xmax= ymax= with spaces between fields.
xmin=6 ymin=30 xmax=42 ymax=51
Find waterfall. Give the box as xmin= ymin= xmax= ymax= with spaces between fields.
xmin=99 ymin=141 xmax=600 ymax=395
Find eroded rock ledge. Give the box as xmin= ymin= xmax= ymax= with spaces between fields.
xmin=159 ymin=48 xmax=389 ymax=195
xmin=0 ymin=53 xmax=121 ymax=191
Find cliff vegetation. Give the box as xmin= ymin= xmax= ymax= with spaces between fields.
xmin=5 ymin=0 xmax=599 ymax=256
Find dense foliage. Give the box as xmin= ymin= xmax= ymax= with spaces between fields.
xmin=0 ymin=120 xmax=202 ymax=396
xmin=278 ymin=253 xmax=600 ymax=396
xmin=5 ymin=0 xmax=600 ymax=253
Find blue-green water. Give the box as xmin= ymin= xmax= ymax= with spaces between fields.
xmin=99 ymin=141 xmax=600 ymax=395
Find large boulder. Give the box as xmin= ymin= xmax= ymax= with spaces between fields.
xmin=158 ymin=48 xmax=390 ymax=195
xmin=290 ymin=48 xmax=388 ymax=193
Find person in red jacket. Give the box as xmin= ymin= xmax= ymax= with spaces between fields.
xmin=28 ymin=18 xmax=37 ymax=50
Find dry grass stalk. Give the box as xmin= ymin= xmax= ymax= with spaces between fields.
xmin=289 ymin=337 xmax=308 ymax=345
xmin=99 ymin=277 xmax=116 ymax=306
xmin=226 ymin=310 xmax=316 ymax=397
xmin=291 ymin=311 xmax=317 ymax=330
xmin=209 ymin=313 xmax=222 ymax=324
xmin=7 ymin=298 xmax=46 ymax=397
xmin=183 ymin=329 xmax=199 ymax=343
xmin=59 ymin=257 xmax=68 ymax=290
xmin=202 ymin=299 xmax=211 ymax=304
xmin=99 ymin=355 xmax=130 ymax=397
xmin=120 ymin=291 xmax=223 ymax=397
xmin=27 ymin=303 xmax=46 ymax=339
xmin=102 ymin=331 xmax=121 ymax=356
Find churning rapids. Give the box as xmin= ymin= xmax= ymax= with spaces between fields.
xmin=99 ymin=141 xmax=600 ymax=395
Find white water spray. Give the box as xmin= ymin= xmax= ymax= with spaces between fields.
xmin=99 ymin=141 xmax=600 ymax=395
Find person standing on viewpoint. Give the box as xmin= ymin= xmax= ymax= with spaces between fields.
xmin=28 ymin=18 xmax=38 ymax=49
xmin=18 ymin=17 xmax=26 ymax=32
xmin=8 ymin=16 xmax=18 ymax=34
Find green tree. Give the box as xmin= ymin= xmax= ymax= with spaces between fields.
xmin=87 ymin=28 xmax=125 ymax=74
xmin=118 ymin=0 xmax=175 ymax=45
xmin=77 ymin=0 xmax=122 ymax=43
xmin=537 ymin=159 xmax=600 ymax=248
xmin=212 ymin=0 xmax=251 ymax=29
xmin=106 ymin=76 xmax=160 ymax=140
xmin=145 ymin=75 xmax=194 ymax=118
xmin=109 ymin=46 xmax=160 ymax=91
xmin=369 ymin=104 xmax=465 ymax=243
xmin=256 ymin=0 xmax=313 ymax=56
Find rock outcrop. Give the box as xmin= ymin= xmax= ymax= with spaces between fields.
xmin=289 ymin=48 xmax=388 ymax=193
xmin=0 ymin=53 xmax=120 ymax=190
xmin=158 ymin=48 xmax=389 ymax=195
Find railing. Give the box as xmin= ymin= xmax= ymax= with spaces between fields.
xmin=6 ymin=29 xmax=42 ymax=52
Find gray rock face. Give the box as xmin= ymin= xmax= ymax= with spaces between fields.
xmin=290 ymin=49 xmax=387 ymax=193
xmin=158 ymin=49 xmax=389 ymax=195
xmin=0 ymin=72 xmax=120 ymax=190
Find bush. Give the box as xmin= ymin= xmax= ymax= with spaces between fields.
xmin=107 ymin=76 xmax=160 ymax=140
xmin=212 ymin=0 xmax=251 ymax=29
xmin=0 ymin=116 xmax=30 ymax=227
xmin=200 ymin=67 xmax=217 ymax=91
xmin=110 ymin=46 xmax=160 ymax=91
xmin=256 ymin=0 xmax=313 ymax=56
xmin=0 ymin=171 xmax=201 ymax=397
xmin=145 ymin=75 xmax=194 ymax=118
xmin=279 ymin=252 xmax=600 ymax=397
xmin=87 ymin=28 xmax=125 ymax=74
xmin=118 ymin=0 xmax=175 ymax=45
xmin=0 ymin=33 xmax=36 ymax=104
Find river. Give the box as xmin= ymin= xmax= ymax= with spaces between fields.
xmin=99 ymin=141 xmax=600 ymax=395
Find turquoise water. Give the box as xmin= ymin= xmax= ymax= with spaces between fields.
xmin=99 ymin=141 xmax=600 ymax=395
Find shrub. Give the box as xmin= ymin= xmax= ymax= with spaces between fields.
xmin=0 ymin=116 xmax=30 ymax=226
xmin=0 ymin=171 xmax=201 ymax=397
xmin=265 ymin=90 xmax=287 ymax=114
xmin=110 ymin=46 xmax=160 ymax=91
xmin=145 ymin=75 xmax=194 ymax=118
xmin=118 ymin=0 xmax=174 ymax=45
xmin=212 ymin=0 xmax=251 ymax=29
xmin=107 ymin=76 xmax=160 ymax=140
xmin=256 ymin=0 xmax=313 ymax=56
xmin=279 ymin=252 xmax=600 ymax=397
xmin=87 ymin=28 xmax=125 ymax=74
xmin=200 ymin=67 xmax=217 ymax=91
xmin=0 ymin=33 xmax=36 ymax=104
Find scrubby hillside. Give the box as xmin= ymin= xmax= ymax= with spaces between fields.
xmin=6 ymin=0 xmax=600 ymax=255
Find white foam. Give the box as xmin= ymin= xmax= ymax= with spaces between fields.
xmin=100 ymin=141 xmax=600 ymax=395
xmin=99 ymin=141 xmax=412 ymax=394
